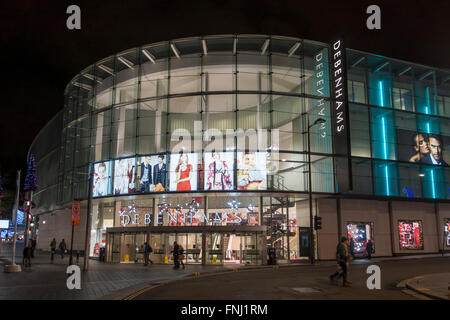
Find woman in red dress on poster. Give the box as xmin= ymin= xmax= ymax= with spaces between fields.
xmin=176 ymin=154 xmax=192 ymax=191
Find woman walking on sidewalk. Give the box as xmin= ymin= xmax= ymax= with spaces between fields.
xmin=50 ymin=238 xmax=56 ymax=263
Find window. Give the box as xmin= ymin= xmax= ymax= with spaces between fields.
xmin=437 ymin=95 xmax=450 ymax=117
xmin=348 ymin=80 xmax=366 ymax=104
xmin=393 ymin=87 xmax=413 ymax=111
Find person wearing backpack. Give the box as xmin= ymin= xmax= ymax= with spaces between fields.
xmin=329 ymin=236 xmax=352 ymax=287
xmin=143 ymin=242 xmax=153 ymax=266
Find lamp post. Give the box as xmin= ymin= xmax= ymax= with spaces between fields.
xmin=84 ymin=167 xmax=94 ymax=271
xmin=307 ymin=117 xmax=326 ymax=264
xmin=4 ymin=170 xmax=22 ymax=273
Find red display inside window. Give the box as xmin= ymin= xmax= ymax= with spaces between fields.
xmin=398 ymin=220 xmax=423 ymax=249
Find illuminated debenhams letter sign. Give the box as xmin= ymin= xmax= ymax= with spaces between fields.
xmin=329 ymin=39 xmax=352 ymax=192
xmin=332 ymin=40 xmax=346 ymax=133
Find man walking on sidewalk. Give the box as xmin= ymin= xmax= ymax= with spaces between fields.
xmin=171 ymin=241 xmax=180 ymax=269
xmin=329 ymin=236 xmax=352 ymax=287
xmin=59 ymin=239 xmax=67 ymax=259
xmin=50 ymin=238 xmax=56 ymax=263
xmin=23 ymin=242 xmax=32 ymax=268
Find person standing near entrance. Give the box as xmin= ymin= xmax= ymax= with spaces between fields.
xmin=366 ymin=240 xmax=373 ymax=260
xmin=59 ymin=239 xmax=67 ymax=259
xmin=329 ymin=236 xmax=352 ymax=287
xmin=143 ymin=242 xmax=153 ymax=266
xmin=178 ymin=243 xmax=185 ymax=269
xmin=171 ymin=241 xmax=180 ymax=269
xmin=50 ymin=238 xmax=57 ymax=263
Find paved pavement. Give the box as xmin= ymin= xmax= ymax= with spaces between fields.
xmin=0 ymin=242 xmax=255 ymax=300
xmin=1 ymin=242 xmax=449 ymax=300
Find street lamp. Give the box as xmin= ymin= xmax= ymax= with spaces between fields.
xmin=307 ymin=117 xmax=326 ymax=264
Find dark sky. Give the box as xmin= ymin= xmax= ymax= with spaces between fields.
xmin=1 ymin=0 xmax=449 ymax=189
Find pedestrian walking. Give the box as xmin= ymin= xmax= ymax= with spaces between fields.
xmin=30 ymin=238 xmax=37 ymax=258
xmin=349 ymin=238 xmax=355 ymax=259
xmin=50 ymin=238 xmax=56 ymax=263
xmin=178 ymin=244 xmax=185 ymax=269
xmin=171 ymin=241 xmax=180 ymax=269
xmin=59 ymin=239 xmax=67 ymax=259
xmin=23 ymin=242 xmax=32 ymax=268
xmin=366 ymin=240 xmax=373 ymax=260
xmin=143 ymin=242 xmax=153 ymax=266
xmin=329 ymin=236 xmax=352 ymax=287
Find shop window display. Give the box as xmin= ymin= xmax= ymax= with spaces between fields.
xmin=346 ymin=222 xmax=374 ymax=256
xmin=398 ymin=220 xmax=424 ymax=249
xmin=445 ymin=220 xmax=450 ymax=248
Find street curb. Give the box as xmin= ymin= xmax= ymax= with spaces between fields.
xmin=404 ymin=275 xmax=449 ymax=301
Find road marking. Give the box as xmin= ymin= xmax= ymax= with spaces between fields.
xmin=292 ymin=287 xmax=322 ymax=293
xmin=402 ymin=289 xmax=432 ymax=300
xmin=123 ymin=285 xmax=160 ymax=300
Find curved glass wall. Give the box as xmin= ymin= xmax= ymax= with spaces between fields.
xmin=59 ymin=35 xmax=337 ymax=203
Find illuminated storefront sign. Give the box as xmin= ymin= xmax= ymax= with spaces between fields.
xmin=118 ymin=201 xmax=259 ymax=226
xmin=330 ymin=39 xmax=352 ymax=192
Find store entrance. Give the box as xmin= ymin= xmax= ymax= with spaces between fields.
xmin=221 ymin=233 xmax=261 ymax=265
xmin=106 ymin=226 xmax=266 ymax=265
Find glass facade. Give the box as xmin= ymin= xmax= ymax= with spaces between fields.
xmin=28 ymin=35 xmax=450 ymax=263
xmin=347 ymin=49 xmax=450 ymax=200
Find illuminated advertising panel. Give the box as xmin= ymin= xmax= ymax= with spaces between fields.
xmin=169 ymin=152 xmax=199 ymax=191
xmin=398 ymin=220 xmax=423 ymax=249
xmin=93 ymin=161 xmax=112 ymax=197
xmin=0 ymin=220 xmax=9 ymax=229
xmin=113 ymin=157 xmax=136 ymax=195
xmin=397 ymin=130 xmax=450 ymax=166
xmin=237 ymin=151 xmax=267 ymax=190
xmin=204 ymin=151 xmax=234 ymax=191
xmin=137 ymin=154 xmax=168 ymax=193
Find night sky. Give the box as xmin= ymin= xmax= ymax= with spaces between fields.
xmin=1 ymin=0 xmax=449 ymax=212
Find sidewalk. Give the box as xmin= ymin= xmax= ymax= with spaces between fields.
xmin=403 ymin=273 xmax=449 ymax=300
xmin=0 ymin=243 xmax=266 ymax=300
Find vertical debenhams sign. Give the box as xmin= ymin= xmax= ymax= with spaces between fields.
xmin=330 ymin=39 xmax=352 ymax=192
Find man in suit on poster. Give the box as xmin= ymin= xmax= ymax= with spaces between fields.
xmin=153 ymin=155 xmax=167 ymax=191
xmin=140 ymin=156 xmax=152 ymax=192
xmin=421 ymin=135 xmax=448 ymax=166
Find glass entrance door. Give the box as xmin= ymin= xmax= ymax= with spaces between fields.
xmin=187 ymin=233 xmax=202 ymax=264
xmin=242 ymin=233 xmax=259 ymax=264
xmin=223 ymin=234 xmax=241 ymax=264
xmin=120 ymin=234 xmax=136 ymax=263
xmin=206 ymin=233 xmax=223 ymax=265
xmin=149 ymin=233 xmax=165 ymax=263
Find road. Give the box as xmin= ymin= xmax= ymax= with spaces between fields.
xmin=133 ymin=257 xmax=450 ymax=300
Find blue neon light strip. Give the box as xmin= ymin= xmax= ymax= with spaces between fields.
xmin=379 ymin=81 xmax=384 ymax=107
xmin=430 ymin=169 xmax=436 ymax=199
xmin=381 ymin=117 xmax=388 ymax=159
xmin=385 ymin=165 xmax=390 ymax=196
